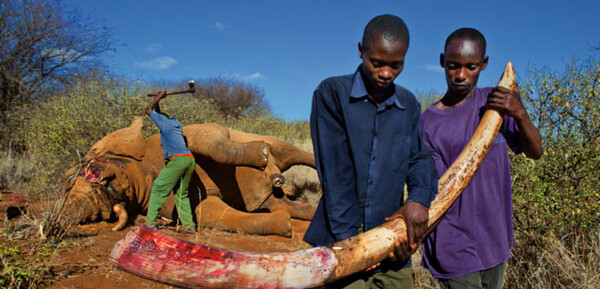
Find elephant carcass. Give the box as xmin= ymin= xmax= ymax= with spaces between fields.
xmin=59 ymin=119 xmax=316 ymax=236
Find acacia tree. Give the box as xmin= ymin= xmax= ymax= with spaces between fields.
xmin=0 ymin=0 xmax=113 ymax=122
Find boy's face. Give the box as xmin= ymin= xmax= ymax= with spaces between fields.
xmin=441 ymin=39 xmax=488 ymax=97
xmin=359 ymin=35 xmax=407 ymax=95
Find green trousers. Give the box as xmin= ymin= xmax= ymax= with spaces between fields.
xmin=146 ymin=156 xmax=195 ymax=229
xmin=327 ymin=265 xmax=413 ymax=289
xmin=438 ymin=262 xmax=506 ymax=289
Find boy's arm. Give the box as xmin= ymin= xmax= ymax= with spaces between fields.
xmin=310 ymin=84 xmax=361 ymax=242
xmin=145 ymin=91 xmax=167 ymax=116
xmin=487 ymin=86 xmax=543 ymax=159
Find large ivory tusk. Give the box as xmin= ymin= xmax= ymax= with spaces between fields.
xmin=109 ymin=63 xmax=516 ymax=288
xmin=111 ymin=203 xmax=128 ymax=231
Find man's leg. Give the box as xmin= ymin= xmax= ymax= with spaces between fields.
xmin=328 ymin=265 xmax=412 ymax=289
xmin=173 ymin=157 xmax=196 ymax=229
xmin=146 ymin=157 xmax=189 ymax=226
xmin=481 ymin=262 xmax=506 ymax=289
xmin=371 ymin=266 xmax=413 ymax=289
xmin=438 ymin=262 xmax=506 ymax=289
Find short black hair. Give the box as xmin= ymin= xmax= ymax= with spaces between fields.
xmin=362 ymin=14 xmax=409 ymax=52
xmin=444 ymin=28 xmax=486 ymax=56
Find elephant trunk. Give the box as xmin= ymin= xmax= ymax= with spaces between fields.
xmin=59 ymin=190 xmax=112 ymax=226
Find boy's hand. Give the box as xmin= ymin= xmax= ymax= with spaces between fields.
xmin=487 ymin=86 xmax=527 ymax=121
xmin=153 ymin=91 xmax=168 ymax=101
xmin=384 ymin=201 xmax=428 ymax=261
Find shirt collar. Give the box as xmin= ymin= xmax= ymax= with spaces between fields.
xmin=350 ymin=66 xmax=405 ymax=110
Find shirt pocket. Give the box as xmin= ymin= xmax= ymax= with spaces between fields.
xmin=391 ymin=135 xmax=411 ymax=173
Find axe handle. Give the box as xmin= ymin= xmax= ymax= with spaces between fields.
xmin=146 ymin=88 xmax=195 ymax=97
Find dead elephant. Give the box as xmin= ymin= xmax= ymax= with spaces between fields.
xmin=58 ymin=117 xmax=317 ymax=237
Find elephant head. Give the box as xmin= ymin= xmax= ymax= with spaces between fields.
xmin=58 ymin=117 xmax=155 ymax=231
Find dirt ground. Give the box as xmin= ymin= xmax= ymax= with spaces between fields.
xmin=1 ymin=214 xmax=313 ymax=289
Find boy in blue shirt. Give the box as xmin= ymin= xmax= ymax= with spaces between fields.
xmin=305 ymin=15 xmax=438 ymax=288
xmin=145 ymin=91 xmax=196 ymax=233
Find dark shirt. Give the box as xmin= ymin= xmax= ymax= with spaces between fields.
xmin=150 ymin=110 xmax=192 ymax=160
xmin=304 ymin=67 xmax=438 ymax=258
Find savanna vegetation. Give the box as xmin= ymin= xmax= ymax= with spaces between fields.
xmin=0 ymin=0 xmax=598 ymax=288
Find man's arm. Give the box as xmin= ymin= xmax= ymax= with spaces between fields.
xmin=310 ymin=83 xmax=361 ymax=242
xmin=487 ymin=86 xmax=543 ymax=159
xmin=145 ymin=91 xmax=167 ymax=116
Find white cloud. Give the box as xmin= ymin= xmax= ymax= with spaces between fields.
xmin=135 ymin=56 xmax=178 ymax=70
xmin=419 ymin=63 xmax=444 ymax=73
xmin=146 ymin=43 xmax=163 ymax=53
xmin=208 ymin=22 xmax=226 ymax=31
xmin=225 ymin=72 xmax=265 ymax=81
xmin=243 ymin=72 xmax=263 ymax=81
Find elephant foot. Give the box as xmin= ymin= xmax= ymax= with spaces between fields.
xmin=237 ymin=141 xmax=270 ymax=170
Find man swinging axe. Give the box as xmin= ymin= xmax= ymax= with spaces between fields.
xmin=145 ymin=81 xmax=197 ymax=233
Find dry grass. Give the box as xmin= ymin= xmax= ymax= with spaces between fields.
xmin=412 ymin=249 xmax=440 ymax=289
xmin=411 ymin=230 xmax=600 ymax=288
xmin=0 ymin=149 xmax=35 ymax=191
xmin=506 ymin=230 xmax=600 ymax=289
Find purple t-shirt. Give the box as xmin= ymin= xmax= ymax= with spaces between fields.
xmin=418 ymin=87 xmax=521 ymax=279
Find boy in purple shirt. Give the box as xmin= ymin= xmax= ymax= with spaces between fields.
xmin=419 ymin=28 xmax=543 ymax=289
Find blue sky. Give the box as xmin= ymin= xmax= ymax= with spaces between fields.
xmin=64 ymin=0 xmax=599 ymax=121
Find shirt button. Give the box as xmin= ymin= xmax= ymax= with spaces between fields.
xmin=369 ymin=180 xmax=373 ymax=184
xmin=366 ymin=203 xmax=370 ymax=208
xmin=372 ymin=156 xmax=376 ymax=160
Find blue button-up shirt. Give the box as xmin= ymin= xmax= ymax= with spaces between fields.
xmin=150 ymin=110 xmax=192 ymax=160
xmin=304 ymin=67 xmax=438 ymax=252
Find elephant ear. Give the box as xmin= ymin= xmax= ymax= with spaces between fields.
xmin=87 ymin=117 xmax=146 ymax=161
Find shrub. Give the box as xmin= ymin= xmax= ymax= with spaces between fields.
xmin=512 ymin=54 xmax=599 ymax=239
xmin=193 ymin=77 xmax=270 ymax=118
xmin=0 ymin=238 xmax=65 ymax=289
xmin=508 ymin=53 xmax=600 ymax=288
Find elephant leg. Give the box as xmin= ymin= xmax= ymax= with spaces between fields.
xmin=195 ymin=196 xmax=292 ymax=237
xmin=185 ymin=124 xmax=270 ymax=169
xmin=267 ymin=140 xmax=315 ymax=172
xmin=260 ymin=194 xmax=317 ymax=221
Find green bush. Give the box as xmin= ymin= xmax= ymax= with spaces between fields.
xmin=0 ymin=239 xmax=65 ymax=289
xmin=507 ymin=53 xmax=600 ymax=288
xmin=512 ymin=54 xmax=599 ymax=238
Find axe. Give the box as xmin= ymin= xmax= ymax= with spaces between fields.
xmin=146 ymin=80 xmax=195 ymax=97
